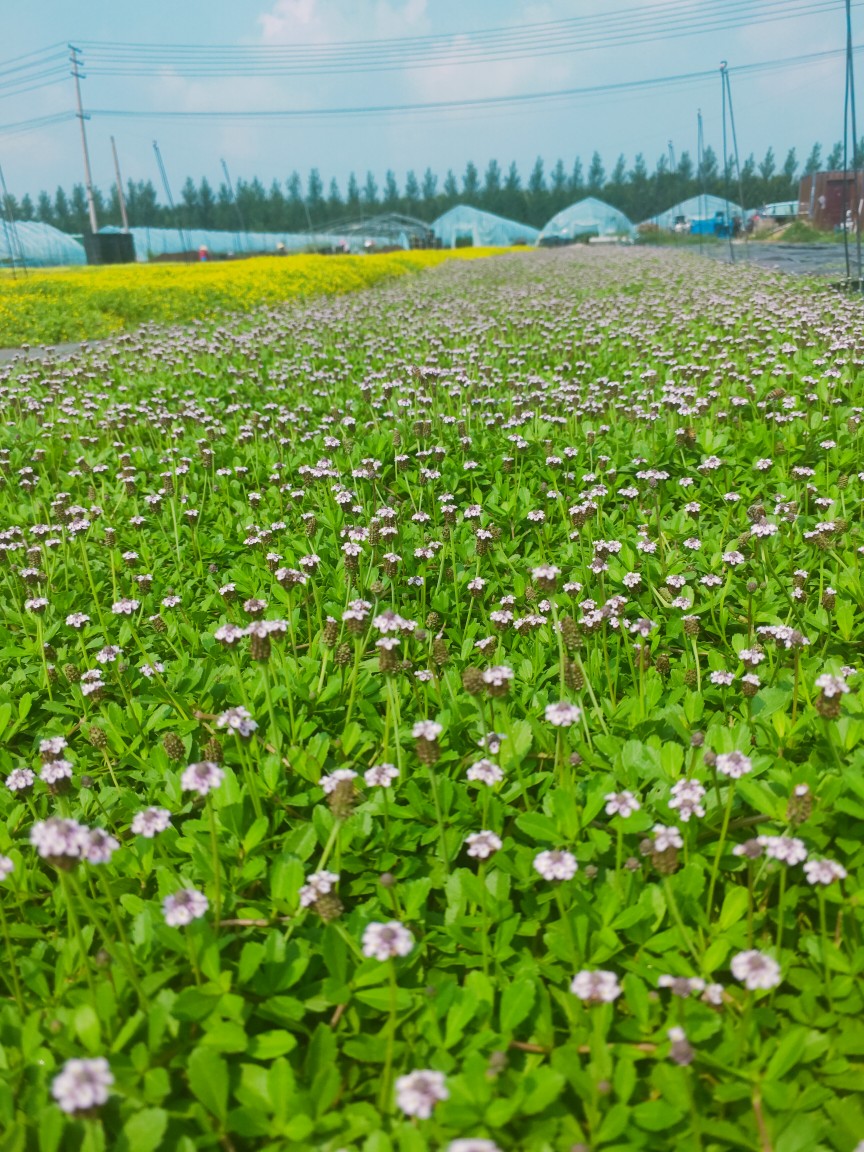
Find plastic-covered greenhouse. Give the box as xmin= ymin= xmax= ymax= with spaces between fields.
xmin=0 ymin=221 xmax=85 ymax=267
xmin=432 ymin=205 xmax=539 ymax=248
xmin=99 ymin=225 xmax=409 ymax=260
xmin=642 ymin=195 xmax=745 ymax=231
xmin=538 ymin=197 xmax=635 ymax=245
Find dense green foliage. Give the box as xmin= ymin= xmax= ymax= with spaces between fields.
xmin=0 ymin=250 xmax=863 ymax=1151
xmin=4 ymin=136 xmax=857 ymax=236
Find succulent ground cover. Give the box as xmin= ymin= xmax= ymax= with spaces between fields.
xmin=0 ymin=248 xmax=493 ymax=347
xmin=0 ymin=247 xmax=863 ymax=1151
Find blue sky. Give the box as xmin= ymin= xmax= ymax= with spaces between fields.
xmin=0 ymin=0 xmax=858 ymax=202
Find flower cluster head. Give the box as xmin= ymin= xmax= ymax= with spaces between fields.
xmin=299 ymin=870 xmax=340 ymax=907
xmin=30 ymin=817 xmax=90 ymax=866
xmin=715 ymin=751 xmax=752 ymax=779
xmin=571 ymin=969 xmax=622 ymax=1003
xmin=731 ymin=949 xmax=781 ymax=990
xmin=364 ymin=762 xmax=399 ymax=788
xmin=181 ymin=760 xmax=225 ymax=796
xmin=216 ymin=706 xmax=258 ymax=737
xmin=804 ymin=858 xmax=847 ymax=885
xmin=51 ymin=1057 xmax=114 ymax=1114
xmin=815 ymin=673 xmax=850 ymax=698
xmin=447 ymin=1142 xmax=502 ymax=1152
xmin=605 ymin=791 xmax=641 ymax=818
xmin=163 ymin=888 xmax=209 ymax=926
xmin=362 ymin=920 xmax=414 ymax=960
xmin=544 ymin=701 xmax=582 ymax=727
xmin=320 ymin=768 xmax=357 ymax=794
xmin=395 ymin=1069 xmax=448 ymax=1119
xmin=131 ymin=807 xmax=172 ymax=838
xmin=669 ymin=780 xmax=706 ymax=822
xmin=466 ymin=759 xmax=504 ymax=787
xmin=0 ymin=855 xmax=14 ymax=881
xmin=534 ymin=849 xmax=578 ymax=881
xmin=465 ymin=831 xmax=502 ymax=859
xmin=412 ymin=720 xmax=442 ymax=742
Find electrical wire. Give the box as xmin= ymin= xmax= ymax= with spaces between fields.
xmin=77 ymin=0 xmax=852 ymax=77
xmin=84 ymin=45 xmax=864 ymax=125
xmin=0 ymin=111 xmax=77 ymax=138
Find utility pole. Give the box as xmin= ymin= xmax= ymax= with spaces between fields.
xmin=110 ymin=136 xmax=130 ymax=232
xmin=69 ymin=45 xmax=99 ymax=234
xmin=697 ymin=110 xmax=706 ymax=256
xmin=845 ymin=0 xmax=862 ymax=287
xmin=220 ymin=158 xmax=247 ymax=252
xmin=153 ymin=139 xmax=190 ymax=260
xmin=668 ymin=139 xmax=676 ymax=175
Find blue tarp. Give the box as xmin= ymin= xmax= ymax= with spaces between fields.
xmin=538 ymin=197 xmax=635 ymax=244
xmin=432 ymin=205 xmax=539 ymax=248
xmin=643 ymin=195 xmax=745 ymax=230
xmin=0 ymin=220 xmax=86 ymax=267
xmin=99 ymin=225 xmax=405 ymax=260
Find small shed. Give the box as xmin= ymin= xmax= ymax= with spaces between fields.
xmin=798 ymin=171 xmax=864 ymax=230
xmin=538 ymin=197 xmax=634 ymax=245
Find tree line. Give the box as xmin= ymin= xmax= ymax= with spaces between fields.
xmin=3 ymin=140 xmax=857 ymax=236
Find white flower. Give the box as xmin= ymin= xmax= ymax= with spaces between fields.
xmin=804 ymin=859 xmax=847 ymax=885
xmin=40 ymin=759 xmax=73 ymax=785
xmin=111 ymin=598 xmax=140 ymax=615
xmin=163 ymin=888 xmax=209 ymax=926
xmin=815 ymin=673 xmax=850 ymax=698
xmin=653 ymin=825 xmax=683 ymax=852
xmin=544 ymin=701 xmax=582 ymax=727
xmin=85 ymin=829 xmax=119 ymax=864
xmin=570 ymin=970 xmax=622 ymax=1003
xmin=758 ymin=836 xmax=807 ymax=865
xmin=731 ymin=950 xmax=781 ymax=991
xmin=0 ymin=855 xmax=14 ymax=881
xmin=320 ymin=768 xmax=357 ymax=794
xmin=362 ymin=920 xmax=414 ymax=960
xmin=715 ymin=751 xmax=752 ymax=779
xmin=51 ymin=1057 xmax=114 ymax=1114
xmin=447 ymin=1141 xmax=502 ymax=1152
xmin=669 ymin=780 xmax=705 ymax=822
xmin=466 ymin=759 xmax=503 ymax=786
xmin=180 ymin=761 xmax=224 ymax=796
xmin=481 ymin=665 xmax=514 ymax=687
xmin=465 ymin=831 xmax=502 ymax=859
xmin=364 ymin=763 xmax=399 ymax=788
xmin=534 ymin=849 xmax=578 ymax=881
xmin=299 ymin=870 xmax=340 ymax=907
xmin=30 ymin=817 xmax=90 ymax=862
xmin=131 ymin=807 xmax=172 ymax=838
xmin=6 ymin=768 xmax=35 ymax=792
xmin=65 ymin=613 xmax=90 ymax=629
xmin=95 ymin=645 xmax=123 ymax=665
xmin=605 ymin=791 xmax=640 ymax=818
xmin=412 ymin=720 xmax=442 ymax=741
xmin=709 ymin=671 xmax=735 ymax=687
xmin=395 ymin=1069 xmax=448 ymax=1119
xmin=216 ymin=706 xmax=258 ymax=737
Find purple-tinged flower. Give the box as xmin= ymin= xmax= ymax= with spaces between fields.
xmin=163 ymin=888 xmax=209 ymax=926
xmin=51 ymin=1058 xmax=113 ymax=1114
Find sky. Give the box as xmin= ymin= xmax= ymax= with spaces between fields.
xmin=0 ymin=0 xmax=859 ymax=203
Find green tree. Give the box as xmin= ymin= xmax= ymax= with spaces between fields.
xmin=199 ymin=178 xmax=217 ymax=228
xmin=587 ymin=151 xmax=605 ymax=192
xmin=347 ymin=173 xmax=361 ymax=212
xmin=462 ymin=161 xmax=480 ymax=203
xmin=443 ymin=170 xmax=459 ymax=205
xmin=54 ymin=186 xmax=71 ymax=230
xmin=569 ymin=157 xmax=584 ymax=196
xmin=36 ymin=191 xmax=54 ymax=225
xmin=404 ymin=170 xmax=420 ymax=214
xmin=383 ymin=170 xmax=400 ymax=210
xmin=421 ymin=168 xmax=438 ymax=204
xmin=804 ymin=143 xmax=822 ymax=174
xmin=18 ymin=193 xmax=34 ymax=221
xmin=482 ymin=159 xmax=502 ymax=213
xmin=826 ymin=142 xmax=842 ymax=170
xmin=362 ymin=171 xmax=379 ymax=207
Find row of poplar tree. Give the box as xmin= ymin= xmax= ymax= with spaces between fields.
xmin=3 ymin=141 xmax=854 ymax=235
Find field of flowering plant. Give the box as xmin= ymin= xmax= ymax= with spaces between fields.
xmin=0 ymin=248 xmax=493 ymax=348
xmin=0 ymin=247 xmax=863 ymax=1152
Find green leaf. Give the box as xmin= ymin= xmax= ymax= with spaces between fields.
xmin=499 ymin=978 xmax=536 ymax=1034
xmin=247 ymin=1030 xmax=298 ymax=1060
xmin=120 ymin=1109 xmax=168 ymax=1152
xmin=515 ymin=811 xmax=558 ymax=844
xmin=187 ymin=1046 xmax=229 ymax=1123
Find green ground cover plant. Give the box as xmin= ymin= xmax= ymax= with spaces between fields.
xmin=0 ymin=248 xmax=862 ymax=1151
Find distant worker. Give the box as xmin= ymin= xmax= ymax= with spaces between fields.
xmin=276 ymin=242 xmax=286 ymax=255
xmin=199 ymin=245 xmax=209 ymax=262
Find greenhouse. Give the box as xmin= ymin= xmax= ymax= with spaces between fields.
xmin=643 ymin=194 xmax=746 ymax=231
xmin=99 ymin=225 xmax=416 ymax=260
xmin=538 ymin=197 xmax=635 ymax=245
xmin=0 ymin=220 xmax=85 ymax=268
xmin=432 ymin=205 xmax=539 ymax=248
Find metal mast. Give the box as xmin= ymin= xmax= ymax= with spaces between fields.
xmin=111 ymin=136 xmax=130 ymax=232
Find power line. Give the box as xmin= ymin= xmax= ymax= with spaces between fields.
xmin=77 ymin=0 xmax=851 ymax=77
xmin=0 ymin=111 xmax=77 ymax=138
xmin=84 ymin=46 xmax=864 ymax=125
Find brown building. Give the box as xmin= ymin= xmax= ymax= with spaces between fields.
xmin=799 ymin=170 xmax=864 ymax=230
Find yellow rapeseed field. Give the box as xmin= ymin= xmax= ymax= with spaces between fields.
xmin=0 ymin=248 xmax=502 ymax=347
